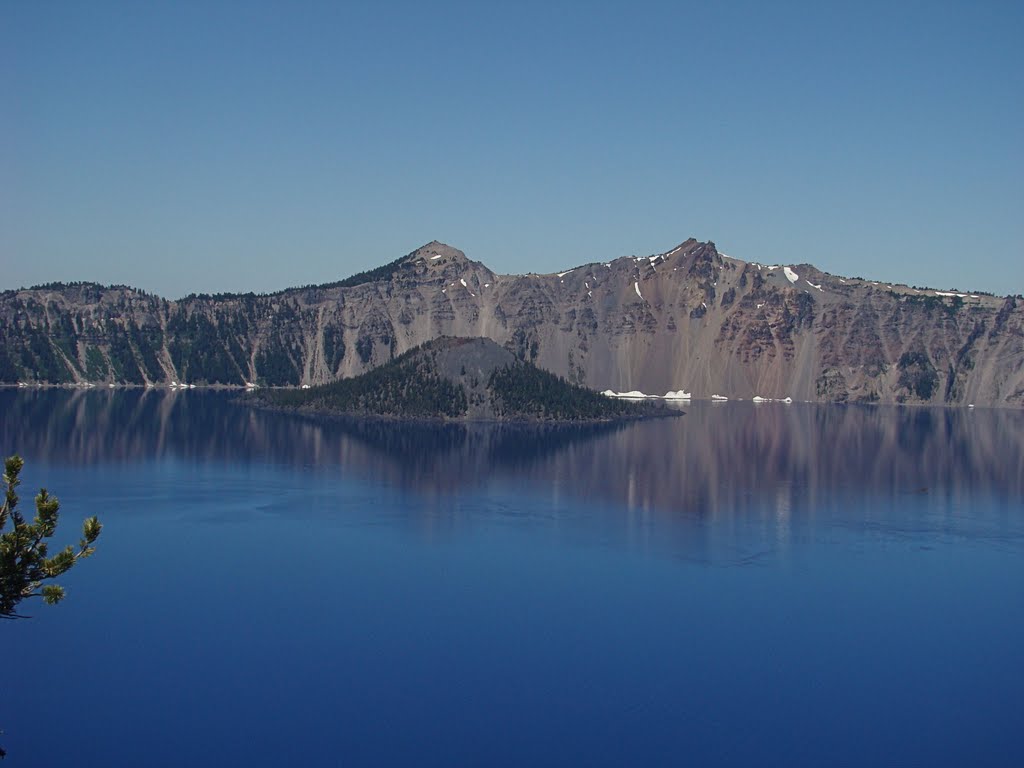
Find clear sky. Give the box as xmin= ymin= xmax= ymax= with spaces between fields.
xmin=2 ymin=1 xmax=1022 ymax=298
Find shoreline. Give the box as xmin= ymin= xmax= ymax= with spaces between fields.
xmin=0 ymin=381 xmax=1003 ymax=409
xmin=243 ymin=396 xmax=683 ymax=427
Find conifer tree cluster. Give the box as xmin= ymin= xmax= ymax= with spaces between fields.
xmin=269 ymin=349 xmax=468 ymax=418
xmin=487 ymin=362 xmax=646 ymax=421
xmin=263 ymin=339 xmax=664 ymax=422
xmin=0 ymin=456 xmax=101 ymax=620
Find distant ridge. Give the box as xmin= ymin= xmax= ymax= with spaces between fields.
xmin=2 ymin=238 xmax=1023 ymax=406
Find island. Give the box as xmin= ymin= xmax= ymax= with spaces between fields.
xmin=250 ymin=337 xmax=678 ymax=423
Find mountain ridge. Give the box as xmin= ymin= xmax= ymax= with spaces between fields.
xmin=2 ymin=238 xmax=1023 ymax=406
xmin=15 ymin=237 xmax=1007 ymax=302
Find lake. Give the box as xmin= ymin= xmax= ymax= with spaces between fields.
xmin=1 ymin=390 xmax=1022 ymax=767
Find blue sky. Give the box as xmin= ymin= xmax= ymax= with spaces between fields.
xmin=2 ymin=1 xmax=1021 ymax=297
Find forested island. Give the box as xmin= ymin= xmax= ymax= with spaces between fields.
xmin=252 ymin=337 xmax=674 ymax=423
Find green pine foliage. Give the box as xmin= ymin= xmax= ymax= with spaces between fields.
xmin=320 ymin=255 xmax=409 ymax=290
xmin=263 ymin=340 xmax=662 ymax=422
xmin=31 ymin=331 xmax=73 ymax=382
xmin=488 ymin=362 xmax=647 ymax=421
xmin=50 ymin=312 xmax=80 ymax=369
xmin=255 ymin=339 xmax=301 ymax=386
xmin=897 ymin=350 xmax=939 ymax=401
xmin=167 ymin=311 xmax=247 ymax=384
xmin=267 ymin=349 xmax=467 ymax=418
xmin=180 ymin=254 xmax=409 ymax=299
xmin=1 ymin=456 xmax=101 ymax=620
xmin=107 ymin=325 xmax=145 ymax=383
xmin=129 ymin=325 xmax=167 ymax=381
xmin=85 ymin=346 xmax=109 ymax=379
xmin=0 ymin=343 xmax=20 ymax=383
xmin=322 ymin=326 xmax=346 ymax=374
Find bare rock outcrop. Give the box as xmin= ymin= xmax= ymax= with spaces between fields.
xmin=2 ymin=239 xmax=1022 ymax=406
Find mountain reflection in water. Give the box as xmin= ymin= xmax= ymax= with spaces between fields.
xmin=2 ymin=389 xmax=1022 ymax=768
xmin=3 ymin=390 xmax=1021 ymax=524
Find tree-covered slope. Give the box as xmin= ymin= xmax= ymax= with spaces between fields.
xmin=266 ymin=341 xmax=468 ymax=418
xmin=258 ymin=337 xmax=660 ymax=422
xmin=488 ymin=361 xmax=645 ymax=421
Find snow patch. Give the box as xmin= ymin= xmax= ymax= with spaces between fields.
xmin=783 ymin=266 xmax=799 ymax=284
xmin=608 ymin=390 xmax=648 ymax=399
xmin=557 ymin=269 xmax=574 ymax=278
xmin=634 ymin=281 xmax=643 ymax=300
xmin=663 ymin=390 xmax=692 ymax=400
xmin=605 ymin=389 xmax=692 ymax=400
xmin=806 ymin=280 xmax=823 ymax=291
xmin=430 ymin=254 xmax=443 ymax=260
xmin=460 ymin=278 xmax=468 ymax=287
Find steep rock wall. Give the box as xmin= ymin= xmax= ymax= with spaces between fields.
xmin=2 ymin=239 xmax=1022 ymax=405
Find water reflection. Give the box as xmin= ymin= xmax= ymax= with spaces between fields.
xmin=2 ymin=389 xmax=1022 ymax=524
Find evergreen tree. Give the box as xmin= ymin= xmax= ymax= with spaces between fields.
xmin=0 ymin=456 xmax=101 ymax=620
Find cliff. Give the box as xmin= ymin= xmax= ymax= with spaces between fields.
xmin=2 ymin=239 xmax=1023 ymax=405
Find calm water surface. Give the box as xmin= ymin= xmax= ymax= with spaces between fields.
xmin=1 ymin=390 xmax=1022 ymax=767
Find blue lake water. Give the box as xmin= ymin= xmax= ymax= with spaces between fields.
xmin=1 ymin=390 xmax=1022 ymax=766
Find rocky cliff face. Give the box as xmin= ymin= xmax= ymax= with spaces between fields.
xmin=3 ymin=239 xmax=1023 ymax=405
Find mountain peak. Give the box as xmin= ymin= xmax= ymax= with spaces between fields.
xmin=407 ymin=241 xmax=467 ymax=264
xmin=667 ymin=237 xmax=701 ymax=254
